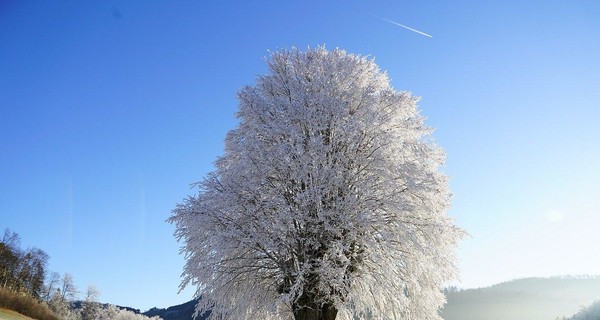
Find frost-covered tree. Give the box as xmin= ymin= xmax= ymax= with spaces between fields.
xmin=169 ymin=47 xmax=463 ymax=320
xmin=96 ymin=305 xmax=162 ymax=320
xmin=48 ymin=290 xmax=80 ymax=320
xmin=81 ymin=285 xmax=101 ymax=320
xmin=558 ymin=300 xmax=600 ymax=320
xmin=43 ymin=271 xmax=61 ymax=302
xmin=48 ymin=272 xmax=80 ymax=319
xmin=60 ymin=272 xmax=78 ymax=301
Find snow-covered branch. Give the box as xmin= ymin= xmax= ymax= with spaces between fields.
xmin=169 ymin=47 xmax=464 ymax=320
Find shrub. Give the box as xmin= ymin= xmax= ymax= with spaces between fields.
xmin=0 ymin=286 xmax=59 ymax=320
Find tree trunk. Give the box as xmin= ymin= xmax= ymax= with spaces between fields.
xmin=293 ymin=295 xmax=337 ymax=320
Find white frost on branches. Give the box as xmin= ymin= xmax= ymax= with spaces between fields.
xmin=96 ymin=305 xmax=162 ymax=320
xmin=559 ymin=300 xmax=600 ymax=320
xmin=169 ymin=47 xmax=463 ymax=320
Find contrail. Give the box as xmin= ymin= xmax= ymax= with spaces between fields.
xmin=66 ymin=177 xmax=73 ymax=248
xmin=375 ymin=15 xmax=433 ymax=38
xmin=138 ymin=172 xmax=146 ymax=246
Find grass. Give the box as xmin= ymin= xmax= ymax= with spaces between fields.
xmin=0 ymin=288 xmax=58 ymax=320
xmin=0 ymin=308 xmax=34 ymax=320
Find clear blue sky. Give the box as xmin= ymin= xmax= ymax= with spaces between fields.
xmin=1 ymin=0 xmax=599 ymax=312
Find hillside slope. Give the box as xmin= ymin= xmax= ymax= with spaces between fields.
xmin=441 ymin=277 xmax=600 ymax=320
xmin=0 ymin=308 xmax=34 ymax=320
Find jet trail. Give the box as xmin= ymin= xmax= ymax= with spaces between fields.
xmin=375 ymin=16 xmax=433 ymax=38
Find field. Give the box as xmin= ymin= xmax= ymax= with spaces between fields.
xmin=0 ymin=309 xmax=34 ymax=320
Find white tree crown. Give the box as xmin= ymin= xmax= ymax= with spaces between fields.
xmin=169 ymin=47 xmax=463 ymax=320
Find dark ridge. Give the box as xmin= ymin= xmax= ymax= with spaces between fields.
xmin=143 ymin=299 xmax=204 ymax=320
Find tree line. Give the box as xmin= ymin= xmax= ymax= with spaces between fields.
xmin=0 ymin=228 xmax=160 ymax=320
xmin=0 ymin=229 xmax=48 ymax=299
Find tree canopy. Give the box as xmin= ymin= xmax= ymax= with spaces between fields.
xmin=0 ymin=229 xmax=48 ymax=299
xmin=169 ymin=47 xmax=463 ymax=320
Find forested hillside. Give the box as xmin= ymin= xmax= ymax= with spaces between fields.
xmin=1 ymin=228 xmax=161 ymax=320
xmin=441 ymin=276 xmax=600 ymax=320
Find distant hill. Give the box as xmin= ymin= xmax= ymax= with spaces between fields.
xmin=71 ymin=301 xmax=142 ymax=314
xmin=134 ymin=276 xmax=600 ymax=320
xmin=441 ymin=276 xmax=600 ymax=320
